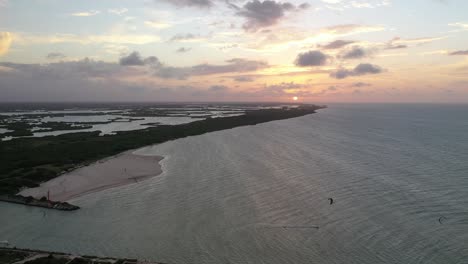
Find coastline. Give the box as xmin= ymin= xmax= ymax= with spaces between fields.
xmin=0 ymin=247 xmax=164 ymax=264
xmin=1 ymin=105 xmax=324 ymax=201
xmin=19 ymin=151 xmax=164 ymax=202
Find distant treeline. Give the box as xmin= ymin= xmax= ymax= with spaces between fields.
xmin=0 ymin=105 xmax=323 ymax=195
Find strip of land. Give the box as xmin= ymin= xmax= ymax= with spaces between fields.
xmin=0 ymin=105 xmax=325 ymax=203
xmin=0 ymin=247 xmax=163 ymax=264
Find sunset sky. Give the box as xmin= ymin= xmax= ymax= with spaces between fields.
xmin=1 ymin=0 xmax=467 ymax=102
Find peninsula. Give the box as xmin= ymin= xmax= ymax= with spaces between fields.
xmin=0 ymin=105 xmax=324 ymax=206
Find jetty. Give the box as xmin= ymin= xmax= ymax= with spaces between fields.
xmin=0 ymin=194 xmax=79 ymax=211
xmin=0 ymin=247 xmax=165 ymax=264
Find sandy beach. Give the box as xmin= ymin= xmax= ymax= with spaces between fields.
xmin=19 ymin=151 xmax=164 ymax=202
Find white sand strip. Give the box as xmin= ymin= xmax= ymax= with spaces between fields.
xmin=19 ymin=151 xmax=164 ymax=202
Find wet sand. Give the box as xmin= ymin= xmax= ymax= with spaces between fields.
xmin=19 ymin=151 xmax=163 ymax=202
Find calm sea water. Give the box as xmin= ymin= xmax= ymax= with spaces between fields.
xmin=1 ymin=104 xmax=468 ymax=263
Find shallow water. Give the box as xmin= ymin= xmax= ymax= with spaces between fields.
xmin=1 ymin=104 xmax=468 ymax=263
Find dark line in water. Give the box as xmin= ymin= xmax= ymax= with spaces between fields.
xmin=272 ymin=226 xmax=320 ymax=229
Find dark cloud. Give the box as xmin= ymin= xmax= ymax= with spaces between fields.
xmin=354 ymin=63 xmax=382 ymax=74
xmin=0 ymin=60 xmax=143 ymax=101
xmin=339 ymin=46 xmax=376 ymax=60
xmin=119 ymin=52 xmax=162 ymax=66
xmin=0 ymin=53 xmax=271 ymax=101
xmin=46 ymin=52 xmax=66 ymax=60
xmin=330 ymin=63 xmax=383 ymax=79
xmin=154 ymin=58 xmax=269 ymax=79
xmin=236 ymin=1 xmax=308 ymax=31
xmin=119 ymin=51 xmax=145 ymax=66
xmin=176 ymin=47 xmax=192 ymax=53
xmin=341 ymin=46 xmax=367 ymax=59
xmin=153 ymin=66 xmax=191 ymax=79
xmin=320 ymin=40 xmax=355 ymax=49
xmin=385 ymin=37 xmax=408 ymax=50
xmin=449 ymin=50 xmax=468 ymax=55
xmin=0 ymin=60 xmax=242 ymax=102
xmin=143 ymin=56 xmax=162 ymax=66
xmin=298 ymin=3 xmax=310 ymax=9
xmin=385 ymin=44 xmax=407 ymax=50
xmin=295 ymin=50 xmax=328 ymax=67
xmin=2 ymin=59 xmax=123 ymax=79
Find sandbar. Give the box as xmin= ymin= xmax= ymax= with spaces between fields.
xmin=19 ymin=151 xmax=164 ymax=201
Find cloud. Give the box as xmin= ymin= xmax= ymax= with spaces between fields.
xmin=1 ymin=59 xmax=125 ymax=80
xmin=0 ymin=59 xmax=221 ymax=102
xmin=385 ymin=44 xmax=407 ymax=50
xmin=295 ymin=50 xmax=328 ymax=67
xmin=248 ymin=82 xmax=332 ymax=98
xmin=321 ymin=24 xmax=385 ymax=35
xmin=119 ymin=51 xmax=145 ymax=66
xmin=0 ymin=32 xmax=12 ymax=56
xmin=236 ymin=0 xmax=308 ymax=31
xmin=320 ymin=0 xmax=391 ymax=10
xmin=169 ymin=33 xmax=205 ymax=42
xmin=176 ymin=47 xmax=192 ymax=53
xmin=298 ymin=3 xmax=311 ymax=9
xmin=449 ymin=50 xmax=468 ymax=56
xmin=330 ymin=63 xmax=383 ymax=79
xmin=117 ymin=51 xmax=269 ymax=79
xmin=70 ymin=10 xmax=100 ymax=17
xmin=46 ymin=52 xmax=66 ymax=60
xmin=449 ymin=22 xmax=468 ymax=31
xmin=154 ymin=58 xmax=269 ymax=79
xmin=119 ymin=51 xmax=162 ymax=66
xmin=13 ymin=33 xmax=161 ymax=45
xmin=351 ymin=82 xmax=372 ymax=87
xmin=209 ymin=85 xmax=229 ymax=92
xmin=161 ymin=0 xmax=214 ymax=8
xmin=0 ymin=52 xmax=272 ymax=101
xmin=340 ymin=46 xmax=374 ymax=59
xmin=233 ymin=76 xmax=255 ymax=82
xmin=0 ymin=60 xmax=168 ymax=102
xmin=108 ymin=8 xmax=128 ymax=15
xmin=391 ymin=36 xmax=445 ymax=45
xmin=320 ymin=40 xmax=355 ymax=49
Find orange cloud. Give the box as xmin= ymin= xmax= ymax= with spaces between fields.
xmin=0 ymin=32 xmax=12 ymax=56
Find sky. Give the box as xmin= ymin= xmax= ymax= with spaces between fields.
xmin=0 ymin=0 xmax=467 ymax=103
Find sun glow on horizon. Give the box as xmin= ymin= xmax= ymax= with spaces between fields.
xmin=293 ymin=96 xmax=299 ymax=101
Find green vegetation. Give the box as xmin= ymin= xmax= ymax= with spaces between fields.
xmin=0 ymin=248 xmax=155 ymax=264
xmin=0 ymin=250 xmax=29 ymax=264
xmin=0 ymin=106 xmax=323 ymax=195
xmin=0 ymin=121 xmax=93 ymax=138
xmin=24 ymin=255 xmax=69 ymax=264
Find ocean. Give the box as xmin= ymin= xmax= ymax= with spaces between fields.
xmin=1 ymin=104 xmax=467 ymax=263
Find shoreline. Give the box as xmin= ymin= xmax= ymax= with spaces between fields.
xmin=1 ymin=105 xmax=324 ymax=200
xmin=18 ymin=151 xmax=164 ymax=202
